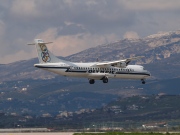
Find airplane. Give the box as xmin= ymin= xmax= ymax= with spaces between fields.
xmin=28 ymin=39 xmax=151 ymax=84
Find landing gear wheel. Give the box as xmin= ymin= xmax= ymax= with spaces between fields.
xmin=141 ymin=79 xmax=146 ymax=84
xmin=142 ymin=81 xmax=145 ymax=84
xmin=103 ymin=77 xmax=108 ymax=83
xmin=89 ymin=79 xmax=95 ymax=84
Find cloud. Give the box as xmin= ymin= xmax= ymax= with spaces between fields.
xmin=0 ymin=20 xmax=6 ymax=37
xmin=123 ymin=0 xmax=180 ymax=11
xmin=0 ymin=0 xmax=180 ymax=64
xmin=36 ymin=28 xmax=119 ymax=56
xmin=0 ymin=50 xmax=36 ymax=64
xmin=123 ymin=31 xmax=139 ymax=39
xmin=11 ymin=0 xmax=39 ymax=17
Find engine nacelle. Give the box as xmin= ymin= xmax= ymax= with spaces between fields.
xmin=114 ymin=62 xmax=126 ymax=68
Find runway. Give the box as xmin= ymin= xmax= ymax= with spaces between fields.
xmin=0 ymin=133 xmax=74 ymax=135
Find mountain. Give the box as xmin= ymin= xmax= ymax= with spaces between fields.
xmin=67 ymin=30 xmax=180 ymax=63
xmin=0 ymin=30 xmax=180 ymax=81
xmin=0 ymin=30 xmax=180 ymax=115
xmin=2 ymin=95 xmax=180 ymax=128
xmin=62 ymin=95 xmax=180 ymax=128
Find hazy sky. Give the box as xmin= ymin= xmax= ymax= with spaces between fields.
xmin=0 ymin=0 xmax=180 ymax=64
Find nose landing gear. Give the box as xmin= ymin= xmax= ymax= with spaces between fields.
xmin=141 ymin=79 xmax=146 ymax=84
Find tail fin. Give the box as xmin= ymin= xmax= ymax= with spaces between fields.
xmin=28 ymin=39 xmax=66 ymax=63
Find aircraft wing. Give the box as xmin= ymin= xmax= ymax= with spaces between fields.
xmin=95 ymin=56 xmax=144 ymax=68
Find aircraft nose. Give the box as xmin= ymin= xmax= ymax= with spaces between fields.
xmin=147 ymin=71 xmax=151 ymax=76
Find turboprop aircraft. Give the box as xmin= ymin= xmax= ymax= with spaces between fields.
xmin=28 ymin=39 xmax=150 ymax=84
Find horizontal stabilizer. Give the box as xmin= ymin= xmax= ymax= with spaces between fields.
xmin=27 ymin=42 xmax=53 ymax=45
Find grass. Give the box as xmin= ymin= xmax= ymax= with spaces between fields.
xmin=74 ymin=133 xmax=180 ymax=135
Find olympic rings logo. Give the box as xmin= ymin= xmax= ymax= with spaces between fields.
xmin=40 ymin=44 xmax=51 ymax=62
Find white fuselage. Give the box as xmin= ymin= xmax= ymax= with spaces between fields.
xmin=34 ymin=62 xmax=150 ymax=80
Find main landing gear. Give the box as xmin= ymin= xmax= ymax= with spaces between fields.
xmin=141 ymin=79 xmax=146 ymax=84
xmin=102 ymin=76 xmax=108 ymax=83
xmin=89 ymin=79 xmax=95 ymax=84
xmin=89 ymin=76 xmax=109 ymax=84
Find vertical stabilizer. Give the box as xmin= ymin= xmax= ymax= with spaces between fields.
xmin=28 ymin=39 xmax=69 ymax=64
xmin=34 ymin=39 xmax=60 ymax=63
